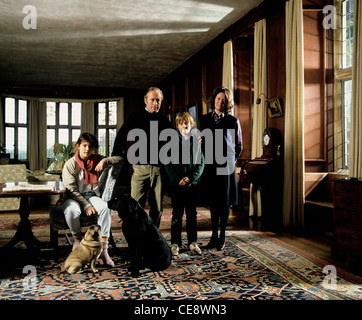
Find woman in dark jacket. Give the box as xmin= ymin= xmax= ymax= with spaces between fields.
xmin=199 ymin=86 xmax=242 ymax=250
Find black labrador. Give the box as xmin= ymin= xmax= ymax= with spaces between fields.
xmin=108 ymin=191 xmax=172 ymax=277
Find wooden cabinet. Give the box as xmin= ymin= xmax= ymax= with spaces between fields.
xmin=333 ymin=178 xmax=362 ymax=256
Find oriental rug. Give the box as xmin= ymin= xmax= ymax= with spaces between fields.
xmin=0 ymin=205 xmax=216 ymax=246
xmin=0 ymin=230 xmax=361 ymax=301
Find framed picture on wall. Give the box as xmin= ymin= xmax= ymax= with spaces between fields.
xmin=202 ymin=97 xmax=212 ymax=115
xmin=267 ymin=97 xmax=283 ymax=118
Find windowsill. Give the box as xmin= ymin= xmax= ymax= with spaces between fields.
xmin=335 ymin=67 xmax=352 ymax=80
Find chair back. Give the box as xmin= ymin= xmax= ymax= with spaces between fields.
xmin=0 ymin=164 xmax=27 ymax=211
xmin=0 ymin=164 xmax=27 ymax=183
xmin=99 ymin=159 xmax=130 ymax=202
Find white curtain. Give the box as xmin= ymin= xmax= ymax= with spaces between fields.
xmin=222 ymin=40 xmax=234 ymax=115
xmin=81 ymin=102 xmax=95 ymax=134
xmin=349 ymin=0 xmax=362 ymax=179
xmin=249 ymin=19 xmax=267 ymax=217
xmin=222 ymin=40 xmax=234 ymax=91
xmin=29 ymin=100 xmax=47 ymax=171
xmin=283 ymin=0 xmax=305 ymax=229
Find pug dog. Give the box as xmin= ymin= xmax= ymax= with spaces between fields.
xmin=61 ymin=224 xmax=103 ymax=274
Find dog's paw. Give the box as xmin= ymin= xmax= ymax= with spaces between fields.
xmin=92 ymin=268 xmax=99 ymax=273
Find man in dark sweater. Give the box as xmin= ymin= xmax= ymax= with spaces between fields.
xmin=112 ymin=87 xmax=172 ymax=227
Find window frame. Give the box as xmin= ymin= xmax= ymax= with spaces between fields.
xmin=95 ymin=101 xmax=118 ymax=157
xmin=4 ymin=97 xmax=29 ymax=161
xmin=341 ymin=78 xmax=352 ymax=168
xmin=334 ymin=0 xmax=353 ymax=170
xmin=46 ymin=101 xmax=81 ymax=159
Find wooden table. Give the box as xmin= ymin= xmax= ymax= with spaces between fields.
xmin=0 ymin=181 xmax=65 ymax=251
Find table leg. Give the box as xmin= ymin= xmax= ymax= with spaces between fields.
xmin=3 ymin=196 xmax=43 ymax=250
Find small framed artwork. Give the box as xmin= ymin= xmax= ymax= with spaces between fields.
xmin=202 ymin=97 xmax=212 ymax=115
xmin=267 ymin=97 xmax=283 ymax=118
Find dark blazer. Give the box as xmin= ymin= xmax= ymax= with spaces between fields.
xmin=199 ymin=112 xmax=242 ymax=206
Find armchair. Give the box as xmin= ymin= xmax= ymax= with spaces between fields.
xmin=0 ymin=164 xmax=27 ymax=211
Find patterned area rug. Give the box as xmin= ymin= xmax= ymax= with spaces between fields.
xmin=0 ymin=230 xmax=361 ymax=300
xmin=0 ymin=206 xmax=214 ymax=245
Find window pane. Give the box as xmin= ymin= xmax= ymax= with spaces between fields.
xmin=109 ymin=101 xmax=117 ymax=125
xmin=47 ymin=129 xmax=55 ymax=158
xmin=72 ymin=103 xmax=81 ymax=126
xmin=98 ymin=103 xmax=106 ymax=125
xmin=109 ymin=128 xmax=116 ymax=155
xmin=342 ymin=0 xmax=353 ymax=68
xmin=342 ymin=79 xmax=352 ymax=168
xmin=59 ymin=129 xmax=69 ymax=145
xmin=98 ymin=129 xmax=106 ymax=156
xmin=5 ymin=127 xmax=14 ymax=158
xmin=18 ymin=127 xmax=27 ymax=160
xmin=5 ymin=98 xmax=15 ymax=123
xmin=18 ymin=100 xmax=27 ymax=124
xmin=47 ymin=102 xmax=56 ymax=125
xmin=72 ymin=129 xmax=81 ymax=143
xmin=59 ymin=103 xmax=68 ymax=125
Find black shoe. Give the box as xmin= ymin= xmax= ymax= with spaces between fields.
xmin=205 ymin=237 xmax=218 ymax=249
xmin=216 ymin=237 xmax=225 ymax=251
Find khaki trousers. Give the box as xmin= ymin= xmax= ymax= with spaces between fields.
xmin=131 ymin=164 xmax=163 ymax=227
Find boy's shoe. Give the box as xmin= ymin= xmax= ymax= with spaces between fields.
xmin=190 ymin=242 xmax=202 ymax=255
xmin=171 ymin=243 xmax=179 ymax=256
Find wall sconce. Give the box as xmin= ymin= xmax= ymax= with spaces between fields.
xmin=256 ymin=93 xmax=283 ymax=119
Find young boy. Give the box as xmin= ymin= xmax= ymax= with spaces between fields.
xmin=165 ymin=112 xmax=205 ymax=255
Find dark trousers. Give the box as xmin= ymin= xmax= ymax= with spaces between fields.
xmin=170 ymin=185 xmax=199 ymax=246
xmin=210 ymin=204 xmax=230 ymax=240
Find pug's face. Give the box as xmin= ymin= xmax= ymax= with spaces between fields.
xmin=84 ymin=224 xmax=101 ymax=242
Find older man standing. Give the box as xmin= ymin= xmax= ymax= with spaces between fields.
xmin=112 ymin=87 xmax=172 ymax=227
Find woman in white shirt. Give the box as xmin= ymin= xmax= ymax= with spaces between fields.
xmin=62 ymin=132 xmax=123 ymax=267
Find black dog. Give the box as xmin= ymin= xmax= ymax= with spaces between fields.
xmin=108 ymin=191 xmax=172 ymax=277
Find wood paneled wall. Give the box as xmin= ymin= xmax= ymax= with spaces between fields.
xmin=158 ymin=0 xmax=334 ymax=173
xmin=233 ymin=37 xmax=253 ymax=160
xmin=303 ymin=1 xmax=334 ymax=172
xmin=158 ymin=0 xmax=288 ymax=164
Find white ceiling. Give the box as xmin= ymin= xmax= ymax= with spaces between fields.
xmin=0 ymin=0 xmax=262 ymax=89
